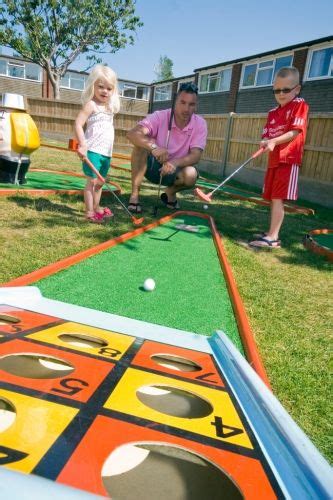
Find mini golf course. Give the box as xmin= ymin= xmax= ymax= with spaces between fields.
xmin=0 ymin=170 xmax=120 ymax=196
xmin=0 ymin=150 xmax=331 ymax=499
xmin=1 ymin=211 xmax=331 ymax=498
xmin=303 ymin=229 xmax=333 ymax=261
xmin=111 ymin=159 xmax=314 ymax=215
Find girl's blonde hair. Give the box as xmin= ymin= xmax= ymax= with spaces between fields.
xmin=82 ymin=64 xmax=120 ymax=113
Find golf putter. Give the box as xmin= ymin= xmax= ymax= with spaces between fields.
xmin=152 ymin=92 xmax=177 ymax=217
xmin=194 ymin=147 xmax=265 ymax=203
xmin=83 ymin=156 xmax=144 ymax=226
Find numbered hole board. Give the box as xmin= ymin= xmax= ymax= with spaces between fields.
xmin=0 ymin=304 xmax=283 ymax=499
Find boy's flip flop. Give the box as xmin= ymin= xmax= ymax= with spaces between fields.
xmin=160 ymin=193 xmax=180 ymax=210
xmin=248 ymin=237 xmax=281 ymax=249
xmin=127 ymin=202 xmax=142 ymax=214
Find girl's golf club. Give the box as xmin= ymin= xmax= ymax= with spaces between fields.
xmin=83 ymin=156 xmax=144 ymax=225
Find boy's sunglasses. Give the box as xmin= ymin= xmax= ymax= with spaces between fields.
xmin=272 ymin=85 xmax=299 ymax=95
xmin=179 ymin=82 xmax=198 ymax=93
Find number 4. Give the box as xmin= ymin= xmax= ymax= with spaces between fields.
xmin=211 ymin=416 xmax=243 ymax=438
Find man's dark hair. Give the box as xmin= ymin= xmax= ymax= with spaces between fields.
xmin=178 ymin=82 xmax=198 ymax=95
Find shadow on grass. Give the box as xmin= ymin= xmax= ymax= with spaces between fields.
xmin=6 ymin=185 xmax=332 ymax=271
xmin=7 ymin=195 xmax=80 ymax=216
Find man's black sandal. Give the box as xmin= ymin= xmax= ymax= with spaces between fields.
xmin=160 ymin=193 xmax=180 ymax=210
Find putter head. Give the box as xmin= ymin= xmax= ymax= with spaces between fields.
xmin=132 ymin=216 xmax=144 ymax=226
xmin=194 ymin=187 xmax=212 ymax=203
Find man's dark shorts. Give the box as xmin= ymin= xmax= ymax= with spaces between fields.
xmin=145 ymin=155 xmax=198 ymax=187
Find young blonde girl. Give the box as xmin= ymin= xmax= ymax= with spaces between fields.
xmin=75 ymin=65 xmax=120 ymax=223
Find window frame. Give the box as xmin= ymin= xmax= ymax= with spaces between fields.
xmin=153 ymin=83 xmax=172 ymax=102
xmin=60 ymin=72 xmax=86 ymax=91
xmin=240 ymin=52 xmax=293 ymax=89
xmin=0 ymin=58 xmax=41 ymax=82
xmin=198 ymin=67 xmax=232 ymax=94
xmin=305 ymin=43 xmax=333 ymax=81
xmin=118 ymin=83 xmax=150 ymax=101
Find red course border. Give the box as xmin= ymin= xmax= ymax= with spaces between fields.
xmin=303 ymin=229 xmax=333 ymax=262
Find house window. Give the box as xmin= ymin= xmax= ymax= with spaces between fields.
xmin=241 ymin=55 xmax=293 ymax=88
xmin=123 ymin=85 xmax=136 ymax=98
xmin=25 ymin=63 xmax=40 ymax=81
xmin=154 ymin=83 xmax=172 ymax=101
xmin=60 ymin=72 xmax=86 ymax=90
xmin=0 ymin=59 xmax=41 ymax=81
xmin=307 ymin=46 xmax=333 ymax=79
xmin=8 ymin=62 xmax=25 ymax=79
xmin=136 ymin=86 xmax=149 ymax=100
xmin=199 ymin=68 xmax=232 ymax=93
xmin=118 ymin=83 xmax=149 ymax=100
xmin=0 ymin=60 xmax=7 ymax=75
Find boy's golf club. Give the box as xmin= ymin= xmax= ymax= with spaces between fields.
xmin=194 ymin=147 xmax=265 ymax=203
xmin=153 ymin=92 xmax=177 ymax=217
xmin=83 ymin=156 xmax=144 ymax=226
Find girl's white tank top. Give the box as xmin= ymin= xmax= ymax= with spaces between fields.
xmin=85 ymin=102 xmax=114 ymax=157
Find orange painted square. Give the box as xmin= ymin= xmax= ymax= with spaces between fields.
xmin=58 ymin=416 xmax=278 ymax=499
xmin=0 ymin=339 xmax=115 ymax=402
xmin=0 ymin=305 xmax=60 ymax=336
xmin=131 ymin=340 xmax=224 ymax=387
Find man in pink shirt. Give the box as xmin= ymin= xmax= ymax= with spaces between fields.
xmin=126 ymin=83 xmax=207 ymax=212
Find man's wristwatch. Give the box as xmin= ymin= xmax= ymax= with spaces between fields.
xmin=150 ymin=143 xmax=158 ymax=152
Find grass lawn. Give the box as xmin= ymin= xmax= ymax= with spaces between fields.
xmin=1 ymin=144 xmax=332 ymax=463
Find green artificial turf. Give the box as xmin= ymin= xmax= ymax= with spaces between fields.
xmin=0 ymin=171 xmax=116 ymax=191
xmin=36 ymin=214 xmax=242 ymax=350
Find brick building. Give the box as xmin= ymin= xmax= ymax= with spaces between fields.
xmin=150 ymin=36 xmax=333 ymax=114
xmin=0 ymin=54 xmax=150 ymax=113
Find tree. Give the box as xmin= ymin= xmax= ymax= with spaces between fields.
xmin=0 ymin=0 xmax=142 ymax=99
xmin=154 ymin=55 xmax=174 ymax=81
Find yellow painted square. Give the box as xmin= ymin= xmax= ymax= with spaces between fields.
xmin=104 ymin=368 xmax=253 ymax=449
xmin=27 ymin=322 xmax=135 ymax=361
xmin=0 ymin=389 xmax=78 ymax=473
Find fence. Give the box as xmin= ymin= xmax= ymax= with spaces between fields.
xmin=27 ymin=97 xmax=147 ymax=153
xmin=27 ymin=98 xmax=333 ymax=183
xmin=202 ymin=112 xmax=333 ymax=183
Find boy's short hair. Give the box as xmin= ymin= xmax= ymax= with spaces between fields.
xmin=275 ymin=66 xmax=300 ymax=84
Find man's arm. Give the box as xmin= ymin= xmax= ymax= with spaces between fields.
xmin=127 ymin=124 xmax=169 ymax=163
xmin=161 ymin=148 xmax=203 ymax=175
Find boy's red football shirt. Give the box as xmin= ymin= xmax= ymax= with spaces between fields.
xmin=262 ymin=97 xmax=309 ymax=168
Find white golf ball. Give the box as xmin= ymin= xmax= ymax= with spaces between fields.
xmin=143 ymin=278 xmax=155 ymax=292
xmin=203 ymin=204 xmax=208 ymax=210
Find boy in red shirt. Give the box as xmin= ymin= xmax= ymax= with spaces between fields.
xmin=249 ymin=66 xmax=309 ymax=249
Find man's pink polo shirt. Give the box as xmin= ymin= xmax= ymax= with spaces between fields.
xmin=138 ymin=109 xmax=207 ymax=161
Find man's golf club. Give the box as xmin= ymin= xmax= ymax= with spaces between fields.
xmin=83 ymin=156 xmax=144 ymax=225
xmin=153 ymin=92 xmax=177 ymax=217
xmin=194 ymin=147 xmax=265 ymax=203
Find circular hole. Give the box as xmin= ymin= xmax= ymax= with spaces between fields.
xmin=102 ymin=442 xmax=244 ymax=500
xmin=151 ymin=353 xmax=202 ymax=372
xmin=0 ymin=313 xmax=21 ymax=325
xmin=0 ymin=353 xmax=74 ymax=379
xmin=136 ymin=385 xmax=213 ymax=418
xmin=59 ymin=333 xmax=108 ymax=349
xmin=0 ymin=398 xmax=16 ymax=432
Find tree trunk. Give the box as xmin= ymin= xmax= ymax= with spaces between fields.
xmin=45 ymin=66 xmax=61 ymax=100
xmin=51 ymin=75 xmax=61 ymax=99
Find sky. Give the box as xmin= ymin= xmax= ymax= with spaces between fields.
xmin=3 ymin=0 xmax=332 ymax=83
xmin=70 ymin=0 xmax=333 ymax=83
